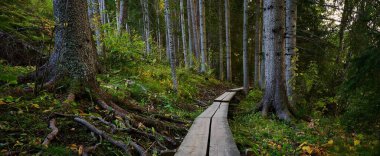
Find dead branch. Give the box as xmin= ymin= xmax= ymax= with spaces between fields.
xmin=42 ymin=118 xmax=59 ymax=146
xmin=74 ymin=117 xmax=130 ymax=154
xmin=90 ymin=116 xmax=117 ymax=133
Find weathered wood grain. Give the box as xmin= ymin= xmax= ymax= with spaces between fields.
xmin=209 ymin=117 xmax=240 ymax=156
xmin=198 ymin=102 xmax=221 ymax=118
xmin=175 ymin=118 xmax=211 ymax=156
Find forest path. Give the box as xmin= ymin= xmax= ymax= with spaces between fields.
xmin=175 ymin=87 xmax=243 ymax=156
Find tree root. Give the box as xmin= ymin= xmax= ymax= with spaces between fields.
xmin=74 ymin=117 xmax=146 ymax=156
xmin=82 ymin=142 xmax=101 ymax=156
xmin=42 ymin=118 xmax=59 ymax=146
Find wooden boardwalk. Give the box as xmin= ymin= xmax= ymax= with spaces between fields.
xmin=175 ymin=88 xmax=242 ymax=156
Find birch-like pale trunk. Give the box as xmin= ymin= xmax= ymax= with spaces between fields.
xmin=186 ymin=0 xmax=193 ymax=67
xmin=225 ymin=0 xmax=232 ymax=81
xmin=90 ymin=0 xmax=104 ymax=56
xmin=242 ymin=0 xmax=249 ymax=94
xmin=199 ymin=0 xmax=207 ymax=72
xmin=141 ymin=0 xmax=151 ymax=55
xmin=164 ymin=0 xmax=178 ymax=91
xmin=254 ymin=0 xmax=262 ymax=87
xmin=218 ymin=0 xmax=224 ymax=80
xmin=261 ymin=0 xmax=292 ymax=121
xmin=118 ymin=0 xmax=128 ymax=36
xmin=285 ymin=0 xmax=297 ymax=100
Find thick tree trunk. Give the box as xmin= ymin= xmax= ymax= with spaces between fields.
xmin=199 ymin=0 xmax=207 ymax=73
xmin=254 ymin=0 xmax=262 ymax=88
xmin=218 ymin=0 xmax=224 ymax=80
xmin=141 ymin=0 xmax=151 ymax=55
xmin=164 ymin=0 xmax=178 ymax=92
xmin=243 ymin=0 xmax=249 ymax=94
xmin=225 ymin=0 xmax=232 ymax=81
xmin=36 ymin=0 xmax=98 ymax=89
xmin=262 ymin=0 xmax=292 ymax=121
xmin=118 ymin=0 xmax=129 ymax=36
xmin=285 ymin=0 xmax=297 ymax=100
xmin=187 ymin=0 xmax=194 ymax=67
xmin=180 ymin=0 xmax=188 ymax=68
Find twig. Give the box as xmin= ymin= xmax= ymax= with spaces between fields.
xmin=90 ymin=116 xmax=117 ymax=133
xmin=42 ymin=118 xmax=59 ymax=146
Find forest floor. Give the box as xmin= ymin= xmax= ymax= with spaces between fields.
xmin=0 ymin=60 xmax=234 ymax=155
xmin=230 ymin=90 xmax=380 ymax=156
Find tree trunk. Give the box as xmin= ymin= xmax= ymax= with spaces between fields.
xmin=190 ymin=0 xmax=199 ymax=65
xmin=34 ymin=0 xmax=98 ymax=89
xmin=116 ymin=0 xmax=120 ymax=32
xmin=243 ymin=0 xmax=249 ymax=94
xmin=254 ymin=0 xmax=262 ymax=88
xmin=187 ymin=0 xmax=194 ymax=67
xmin=180 ymin=0 xmax=188 ymax=68
xmin=156 ymin=0 xmax=162 ymax=61
xmin=89 ymin=0 xmax=105 ymax=56
xmin=118 ymin=0 xmax=129 ymax=36
xmin=285 ymin=0 xmax=297 ymax=100
xmin=141 ymin=0 xmax=151 ymax=55
xmin=225 ymin=0 xmax=232 ymax=81
xmin=218 ymin=0 xmax=224 ymax=80
xmin=199 ymin=0 xmax=207 ymax=73
xmin=164 ymin=0 xmax=178 ymax=92
xmin=262 ymin=0 xmax=292 ymax=121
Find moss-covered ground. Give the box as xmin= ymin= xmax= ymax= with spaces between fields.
xmin=229 ymin=90 xmax=380 ymax=156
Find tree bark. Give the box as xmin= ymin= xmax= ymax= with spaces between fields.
xmin=180 ymin=0 xmax=188 ymax=68
xmin=141 ymin=0 xmax=151 ymax=55
xmin=243 ymin=0 xmax=249 ymax=94
xmin=187 ymin=0 xmax=194 ymax=67
xmin=36 ymin=0 xmax=98 ymax=89
xmin=262 ymin=0 xmax=292 ymax=121
xmin=225 ymin=0 xmax=232 ymax=81
xmin=199 ymin=0 xmax=207 ymax=73
xmin=285 ymin=0 xmax=297 ymax=100
xmin=118 ymin=0 xmax=129 ymax=36
xmin=190 ymin=0 xmax=199 ymax=65
xmin=254 ymin=0 xmax=262 ymax=88
xmin=218 ymin=0 xmax=224 ymax=80
xmin=88 ymin=0 xmax=104 ymax=56
xmin=165 ymin=0 xmax=178 ymax=92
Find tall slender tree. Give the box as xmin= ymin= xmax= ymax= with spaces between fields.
xmin=190 ymin=0 xmax=199 ymax=64
xmin=218 ymin=0 xmax=224 ymax=80
xmin=117 ymin=0 xmax=129 ymax=36
xmin=187 ymin=0 xmax=194 ymax=67
xmin=242 ymin=0 xmax=249 ymax=93
xmin=225 ymin=0 xmax=232 ymax=81
xmin=261 ymin=0 xmax=292 ymax=120
xmin=164 ymin=0 xmax=178 ymax=91
xmin=285 ymin=0 xmax=297 ymax=100
xmin=180 ymin=0 xmax=188 ymax=68
xmin=199 ymin=0 xmax=207 ymax=72
xmin=89 ymin=0 xmax=104 ymax=56
xmin=141 ymin=0 xmax=151 ymax=55
xmin=254 ymin=0 xmax=262 ymax=87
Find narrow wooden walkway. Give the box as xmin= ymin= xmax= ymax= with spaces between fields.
xmin=175 ymin=87 xmax=243 ymax=156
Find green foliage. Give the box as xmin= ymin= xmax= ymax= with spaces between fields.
xmin=0 ymin=60 xmax=34 ymax=86
xmin=341 ymin=45 xmax=380 ymax=135
xmin=0 ymin=0 xmax=53 ymax=46
xmin=231 ymin=94 xmax=380 ymax=155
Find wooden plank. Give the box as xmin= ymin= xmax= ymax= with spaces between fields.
xmin=228 ymin=87 xmax=244 ymax=92
xmin=221 ymin=92 xmax=236 ymax=102
xmin=214 ymin=92 xmax=229 ymax=101
xmin=198 ymin=102 xmax=221 ymax=118
xmin=175 ymin=118 xmax=211 ymax=156
xmin=213 ymin=102 xmax=229 ymax=118
xmin=209 ymin=117 xmax=240 ymax=156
